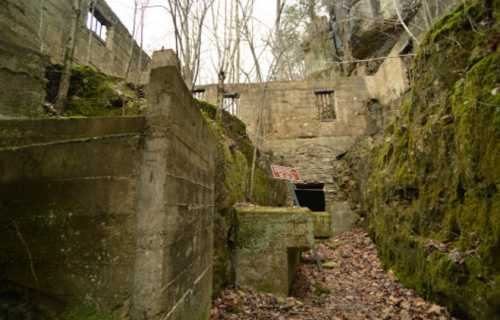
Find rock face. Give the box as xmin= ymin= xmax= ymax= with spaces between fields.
xmin=304 ymin=0 xmax=459 ymax=78
xmin=357 ymin=1 xmax=500 ymax=318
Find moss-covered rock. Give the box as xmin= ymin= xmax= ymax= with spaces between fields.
xmin=46 ymin=64 xmax=146 ymax=117
xmin=196 ymin=99 xmax=289 ymax=296
xmin=364 ymin=1 xmax=500 ymax=318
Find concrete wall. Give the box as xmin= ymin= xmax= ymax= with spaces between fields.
xmin=131 ymin=50 xmax=216 ymax=320
xmin=0 ymin=0 xmax=48 ymax=117
xmin=0 ymin=51 xmax=216 ymax=320
xmin=0 ymin=0 xmax=150 ymax=118
xmin=40 ymin=0 xmax=151 ymax=82
xmin=0 ymin=117 xmax=145 ymax=310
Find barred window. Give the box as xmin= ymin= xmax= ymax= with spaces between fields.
xmin=86 ymin=8 xmax=109 ymax=42
xmin=223 ymin=93 xmax=239 ymax=116
xmin=315 ymin=89 xmax=336 ymax=121
xmin=193 ymin=89 xmax=206 ymax=100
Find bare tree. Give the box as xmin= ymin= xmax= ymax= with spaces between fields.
xmin=55 ymin=0 xmax=84 ymax=113
xmin=167 ymin=0 xmax=215 ymax=89
xmin=391 ymin=0 xmax=420 ymax=45
xmin=124 ymin=0 xmax=140 ymax=81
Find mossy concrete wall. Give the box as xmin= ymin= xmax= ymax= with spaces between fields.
xmin=0 ymin=50 xmax=217 ymax=320
xmin=196 ymin=100 xmax=289 ymax=296
xmin=234 ymin=205 xmax=314 ymax=296
xmin=0 ymin=0 xmax=150 ymax=118
xmin=131 ymin=50 xmax=216 ymax=320
xmin=364 ymin=1 xmax=500 ymax=318
xmin=0 ymin=117 xmax=145 ymax=311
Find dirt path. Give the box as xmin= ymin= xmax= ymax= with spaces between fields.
xmin=210 ymin=229 xmax=456 ymax=320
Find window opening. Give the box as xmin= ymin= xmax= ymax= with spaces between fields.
xmin=86 ymin=8 xmax=109 ymax=42
xmin=193 ymin=89 xmax=206 ymax=100
xmin=315 ymin=89 xmax=336 ymax=121
xmin=223 ymin=93 xmax=239 ymax=116
xmin=294 ymin=183 xmax=326 ymax=212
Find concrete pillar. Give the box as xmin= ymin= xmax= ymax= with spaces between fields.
xmin=131 ymin=49 xmax=216 ymax=320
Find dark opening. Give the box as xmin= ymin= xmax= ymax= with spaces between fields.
xmin=294 ymin=183 xmax=325 ymax=212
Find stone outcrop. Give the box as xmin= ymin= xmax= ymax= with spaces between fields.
xmin=348 ymin=2 xmax=500 ymax=318
xmin=304 ymin=0 xmax=460 ymax=78
xmin=234 ymin=205 xmax=314 ymax=296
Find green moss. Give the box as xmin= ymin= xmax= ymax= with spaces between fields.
xmin=364 ymin=1 xmax=500 ymax=318
xmin=199 ymin=99 xmax=288 ymax=296
xmin=58 ymin=65 xmax=145 ymax=117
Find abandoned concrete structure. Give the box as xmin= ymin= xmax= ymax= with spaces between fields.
xmin=1 ymin=0 xmax=150 ymax=118
xmin=234 ymin=205 xmax=314 ymax=296
xmin=196 ymin=54 xmax=408 ymax=233
xmin=0 ymin=51 xmax=215 ymax=320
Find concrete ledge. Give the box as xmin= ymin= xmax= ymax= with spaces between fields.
xmin=234 ymin=205 xmax=314 ymax=296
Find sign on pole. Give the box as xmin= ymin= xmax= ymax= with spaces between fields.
xmin=270 ymin=165 xmax=301 ymax=182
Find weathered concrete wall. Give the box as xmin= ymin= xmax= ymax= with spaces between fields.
xmin=39 ymin=0 xmax=150 ymax=82
xmin=0 ymin=0 xmax=150 ymax=118
xmin=131 ymin=50 xmax=216 ymax=320
xmin=0 ymin=117 xmax=145 ymax=310
xmin=1 ymin=51 xmax=216 ymax=320
xmin=0 ymin=0 xmax=48 ymax=117
xmin=234 ymin=205 xmax=314 ymax=296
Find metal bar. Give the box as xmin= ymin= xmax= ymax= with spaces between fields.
xmin=288 ymin=181 xmax=300 ymax=206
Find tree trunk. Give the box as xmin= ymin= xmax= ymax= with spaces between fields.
xmin=54 ymin=0 xmax=82 ymax=113
xmin=124 ymin=0 xmax=139 ymax=82
xmin=216 ymin=70 xmax=225 ymax=123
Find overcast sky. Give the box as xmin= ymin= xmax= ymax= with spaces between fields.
xmin=105 ymin=0 xmax=279 ymax=84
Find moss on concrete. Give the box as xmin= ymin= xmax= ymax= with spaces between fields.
xmin=365 ymin=1 xmax=500 ymax=318
xmin=197 ymin=100 xmax=289 ymax=296
xmin=46 ymin=64 xmax=146 ymax=117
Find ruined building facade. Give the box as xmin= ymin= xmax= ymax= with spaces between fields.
xmin=196 ymin=52 xmax=408 ymax=231
xmin=1 ymin=0 xmax=150 ymax=118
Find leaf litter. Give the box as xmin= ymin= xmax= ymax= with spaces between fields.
xmin=210 ymin=229 xmax=457 ymax=320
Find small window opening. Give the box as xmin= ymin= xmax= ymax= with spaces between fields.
xmin=193 ymin=89 xmax=206 ymax=100
xmin=223 ymin=93 xmax=239 ymax=116
xmin=315 ymin=89 xmax=336 ymax=121
xmin=86 ymin=8 xmax=109 ymax=42
xmin=294 ymin=183 xmax=326 ymax=212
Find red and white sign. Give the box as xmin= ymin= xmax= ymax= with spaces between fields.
xmin=271 ymin=165 xmax=301 ymax=182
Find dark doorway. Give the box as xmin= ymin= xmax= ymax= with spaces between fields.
xmin=294 ymin=183 xmax=326 ymax=212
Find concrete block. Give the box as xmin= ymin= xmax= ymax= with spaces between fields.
xmin=312 ymin=212 xmax=332 ymax=238
xmin=330 ymin=201 xmax=358 ymax=235
xmin=234 ymin=205 xmax=314 ymax=296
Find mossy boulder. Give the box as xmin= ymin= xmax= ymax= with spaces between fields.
xmin=364 ymin=1 xmax=500 ymax=318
